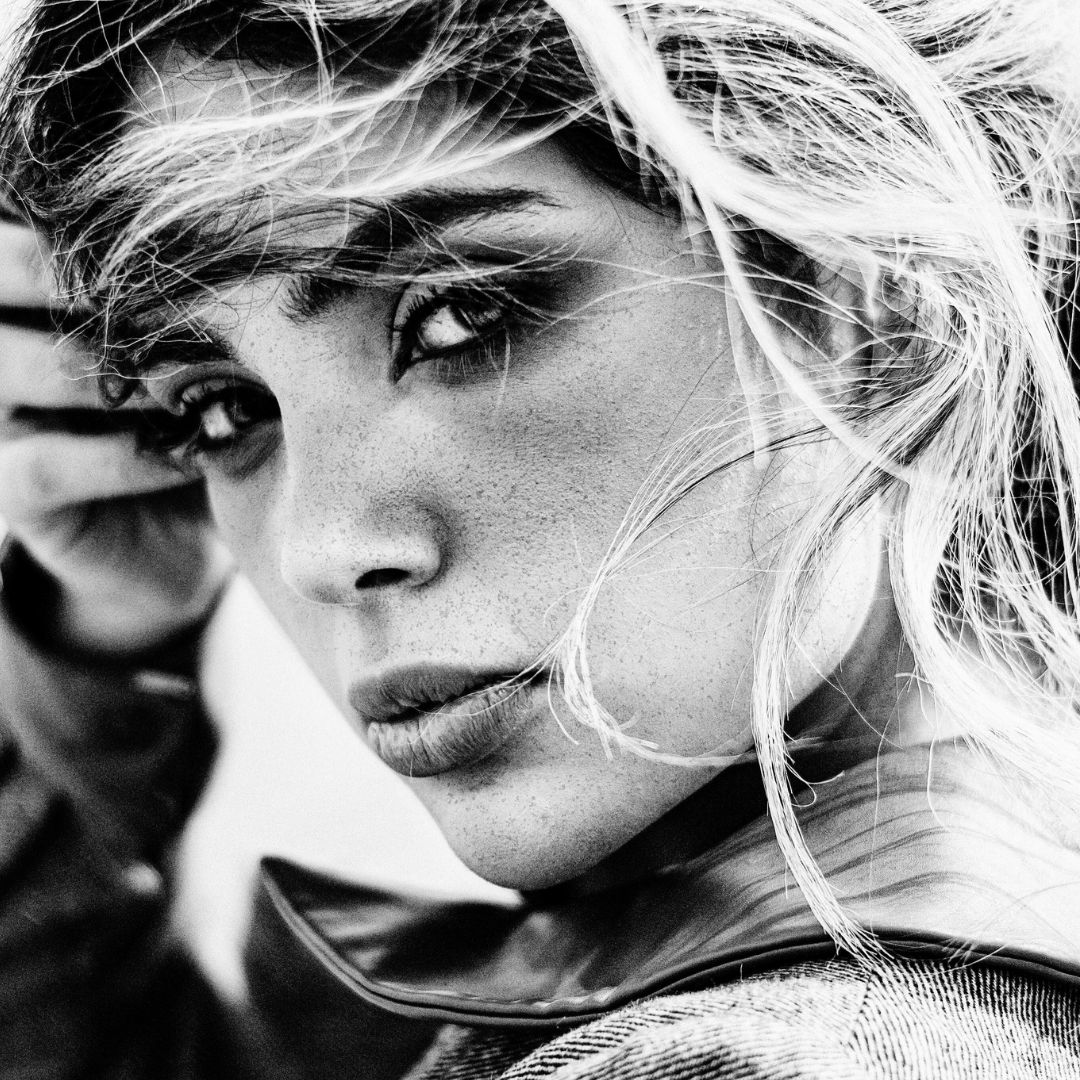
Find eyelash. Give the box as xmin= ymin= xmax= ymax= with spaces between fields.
xmin=389 ymin=278 xmax=536 ymax=383
xmin=145 ymin=271 xmax=555 ymax=475
xmin=140 ymin=377 xmax=282 ymax=479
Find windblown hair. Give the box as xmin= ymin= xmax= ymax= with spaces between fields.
xmin=3 ymin=0 xmax=1079 ymax=952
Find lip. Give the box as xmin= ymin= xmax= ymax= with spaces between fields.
xmin=349 ymin=664 xmax=543 ymax=777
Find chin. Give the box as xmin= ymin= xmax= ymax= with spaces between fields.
xmin=414 ymin=775 xmax=653 ymax=892
xmin=404 ymin=724 xmax=717 ymax=891
xmin=445 ymin=829 xmax=617 ymax=892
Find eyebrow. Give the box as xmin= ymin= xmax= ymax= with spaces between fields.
xmin=132 ymin=328 xmax=242 ymax=378
xmin=281 ymin=185 xmax=560 ymax=323
xmin=133 ymin=185 xmax=560 ymax=375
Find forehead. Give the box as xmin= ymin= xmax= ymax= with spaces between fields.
xmin=134 ymin=47 xmax=427 ymax=187
xmin=135 ymin=40 xmax=579 ymax=181
xmin=105 ymin=52 xmax=534 ymax=319
xmin=138 ymin=60 xmax=582 ymax=250
xmin=108 ymin=46 xmax=685 ymax=370
xmin=128 ymin=47 xmax=591 ymax=251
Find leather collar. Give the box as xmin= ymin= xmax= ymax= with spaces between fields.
xmin=250 ymin=744 xmax=1080 ymax=1030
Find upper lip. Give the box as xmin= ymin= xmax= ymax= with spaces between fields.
xmin=347 ymin=664 xmax=526 ymax=724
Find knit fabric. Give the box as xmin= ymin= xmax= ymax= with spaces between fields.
xmin=403 ymin=959 xmax=1080 ymax=1079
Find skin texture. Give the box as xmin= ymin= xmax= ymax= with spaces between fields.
xmin=0 ymin=62 xmax=909 ymax=891
xmin=161 ymin=157 xmax=837 ymax=888
xmin=118 ymin=60 xmax=898 ymax=890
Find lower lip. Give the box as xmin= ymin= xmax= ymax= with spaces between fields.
xmin=361 ymin=678 xmax=543 ymax=777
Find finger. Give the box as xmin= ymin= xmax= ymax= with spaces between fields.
xmin=0 ymin=221 xmax=53 ymax=307
xmin=0 ymin=304 xmax=88 ymax=336
xmin=0 ymin=322 xmax=101 ymax=409
xmin=3 ymin=406 xmax=170 ymax=438
xmin=0 ymin=431 xmax=193 ymax=524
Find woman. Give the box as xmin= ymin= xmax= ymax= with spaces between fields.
xmin=0 ymin=0 xmax=1078 ymax=1075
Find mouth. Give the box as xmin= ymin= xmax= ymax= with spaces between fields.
xmin=349 ymin=664 xmax=544 ymax=777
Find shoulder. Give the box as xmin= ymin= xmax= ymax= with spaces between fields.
xmin=500 ymin=957 xmax=1080 ymax=1079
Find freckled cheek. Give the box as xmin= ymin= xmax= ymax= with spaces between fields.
xmin=477 ymin=326 xmax=732 ymax=562
xmin=468 ymin=389 xmax=642 ymax=513
xmin=444 ymin=396 xmax=680 ymax=653
xmin=468 ymin=315 xmax=761 ymax=741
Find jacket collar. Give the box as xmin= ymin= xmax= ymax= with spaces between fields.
xmin=251 ymin=744 xmax=1080 ymax=1030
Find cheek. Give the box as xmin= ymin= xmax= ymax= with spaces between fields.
xmin=480 ymin=301 xmax=736 ymax=553
xmin=562 ymin=469 xmax=768 ymax=758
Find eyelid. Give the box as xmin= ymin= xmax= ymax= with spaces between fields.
xmin=141 ymin=361 xmax=261 ymax=412
xmin=387 ymin=270 xmax=543 ymax=345
xmin=293 ymin=235 xmax=580 ymax=323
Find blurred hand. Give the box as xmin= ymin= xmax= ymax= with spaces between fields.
xmin=0 ymin=216 xmax=230 ymax=656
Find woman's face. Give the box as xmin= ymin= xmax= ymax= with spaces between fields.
xmin=139 ymin=66 xmax=879 ymax=888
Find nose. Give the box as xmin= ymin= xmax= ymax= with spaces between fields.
xmin=278 ymin=480 xmax=445 ymax=606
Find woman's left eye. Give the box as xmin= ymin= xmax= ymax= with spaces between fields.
xmin=390 ymin=283 xmax=515 ymax=384
xmin=141 ymin=375 xmax=282 ymax=480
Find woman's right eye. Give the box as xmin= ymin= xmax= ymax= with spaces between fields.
xmin=144 ymin=376 xmax=282 ymax=479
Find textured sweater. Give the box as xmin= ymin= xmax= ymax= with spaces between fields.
xmin=401 ymin=960 xmax=1080 ymax=1079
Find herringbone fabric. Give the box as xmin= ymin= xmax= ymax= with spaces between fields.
xmin=404 ymin=959 xmax=1080 ymax=1079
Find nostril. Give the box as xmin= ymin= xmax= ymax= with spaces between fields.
xmin=355 ymin=567 xmax=412 ymax=590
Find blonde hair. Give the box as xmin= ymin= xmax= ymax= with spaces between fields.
xmin=4 ymin=0 xmax=1079 ymax=952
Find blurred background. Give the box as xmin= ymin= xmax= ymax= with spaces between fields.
xmin=0 ymin=0 xmax=509 ymax=1000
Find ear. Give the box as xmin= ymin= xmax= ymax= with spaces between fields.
xmin=724 ymin=257 xmax=878 ymax=471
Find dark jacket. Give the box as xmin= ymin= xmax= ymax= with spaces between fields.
xmin=2 ymin=581 xmax=1080 ymax=1078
